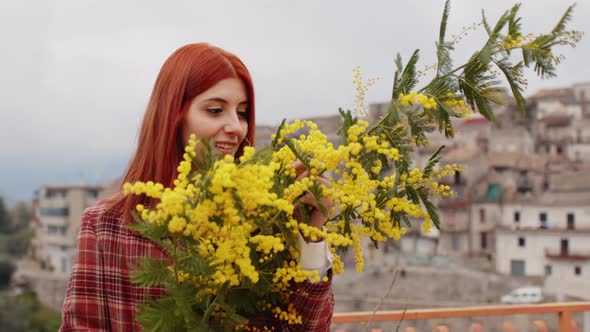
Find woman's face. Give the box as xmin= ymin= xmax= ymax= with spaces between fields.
xmin=182 ymin=78 xmax=249 ymax=157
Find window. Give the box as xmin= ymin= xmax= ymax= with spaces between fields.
xmin=561 ymin=239 xmax=569 ymax=255
xmin=87 ymin=189 xmax=99 ymax=199
xmin=451 ymin=234 xmax=460 ymax=251
xmin=567 ymin=213 xmax=575 ymax=230
xmin=540 ymin=212 xmax=548 ymax=228
xmin=480 ymin=232 xmax=488 ymax=250
xmin=46 ymin=189 xmax=66 ymax=198
xmin=518 ymin=237 xmax=526 ymax=247
xmin=455 ymin=171 xmax=462 ymax=185
xmin=514 ymin=211 xmax=520 ymax=223
xmin=556 ymin=145 xmax=563 ymax=155
xmin=480 ymin=209 xmax=486 ymax=223
xmin=543 ymin=174 xmax=550 ymax=191
xmin=47 ymin=226 xmax=59 ymax=234
xmin=511 ymin=260 xmax=525 ymax=276
xmin=575 ymin=266 xmax=582 ymax=276
xmin=61 ymin=257 xmax=67 ymax=273
xmin=545 ymin=265 xmax=552 ymax=276
xmin=40 ymin=207 xmax=69 ymax=217
xmin=48 ymin=226 xmax=66 ymax=235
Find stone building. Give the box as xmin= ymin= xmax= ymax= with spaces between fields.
xmin=492 ymin=171 xmax=590 ymax=300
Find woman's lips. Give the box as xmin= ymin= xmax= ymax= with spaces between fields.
xmin=214 ymin=142 xmax=236 ymax=155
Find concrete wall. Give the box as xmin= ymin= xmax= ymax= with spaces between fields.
xmin=496 ymin=229 xmax=590 ymax=276
xmin=545 ymin=265 xmax=590 ymax=300
xmin=438 ymin=231 xmax=469 ymax=257
xmin=498 ymin=204 xmax=590 ymax=229
xmin=470 ymin=203 xmax=501 ymax=255
xmin=568 ymin=144 xmax=590 ymax=161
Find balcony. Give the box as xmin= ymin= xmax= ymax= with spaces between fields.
xmin=41 ymin=215 xmax=69 ymax=228
xmin=438 ymin=186 xmax=468 ymax=209
xmin=40 ymin=196 xmax=68 ymax=208
xmin=546 ymin=249 xmax=590 ymax=261
xmin=41 ymin=233 xmax=72 ymax=247
xmin=332 ymin=302 xmax=590 ymax=331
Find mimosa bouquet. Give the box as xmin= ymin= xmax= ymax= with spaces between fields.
xmin=123 ymin=2 xmax=581 ymax=330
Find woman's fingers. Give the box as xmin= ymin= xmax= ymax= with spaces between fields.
xmin=295 ymin=170 xmax=310 ymax=181
xmin=292 ymin=160 xmax=306 ymax=177
xmin=299 ymin=192 xmax=333 ymax=214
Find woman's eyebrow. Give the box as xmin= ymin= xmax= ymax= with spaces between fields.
xmin=202 ymin=97 xmax=228 ymax=104
xmin=201 ymin=98 xmax=248 ymax=105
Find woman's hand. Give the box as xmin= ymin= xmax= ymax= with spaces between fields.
xmin=292 ymin=161 xmax=334 ymax=240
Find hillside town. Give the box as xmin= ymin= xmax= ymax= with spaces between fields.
xmin=8 ymin=82 xmax=590 ymax=330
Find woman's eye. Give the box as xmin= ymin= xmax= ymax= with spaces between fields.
xmin=206 ymin=108 xmax=223 ymax=114
xmin=238 ymin=110 xmax=249 ymax=119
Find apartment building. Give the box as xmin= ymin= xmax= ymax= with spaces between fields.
xmin=436 ymin=145 xmax=488 ymax=257
xmin=31 ymin=185 xmax=104 ymax=275
xmin=493 ymin=172 xmax=590 ymax=299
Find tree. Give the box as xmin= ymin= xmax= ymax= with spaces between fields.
xmin=10 ymin=202 xmax=33 ymax=231
xmin=0 ymin=257 xmax=16 ymax=289
xmin=0 ymin=197 xmax=11 ymax=233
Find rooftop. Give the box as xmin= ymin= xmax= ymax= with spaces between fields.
xmin=531 ymin=87 xmax=578 ymax=105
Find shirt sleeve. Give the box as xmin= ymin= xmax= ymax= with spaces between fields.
xmin=283 ymin=269 xmax=334 ymax=331
xmin=298 ymin=232 xmax=334 ymax=281
xmin=59 ymin=208 xmax=110 ymax=332
xmin=281 ymin=233 xmax=333 ymax=331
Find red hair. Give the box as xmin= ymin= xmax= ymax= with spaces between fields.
xmin=107 ymin=43 xmax=255 ymax=222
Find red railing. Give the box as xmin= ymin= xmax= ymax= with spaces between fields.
xmin=332 ymin=302 xmax=590 ymax=331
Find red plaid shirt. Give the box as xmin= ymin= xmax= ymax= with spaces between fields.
xmin=60 ymin=198 xmax=334 ymax=331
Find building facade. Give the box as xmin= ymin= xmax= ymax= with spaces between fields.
xmin=31 ymin=185 xmax=104 ymax=275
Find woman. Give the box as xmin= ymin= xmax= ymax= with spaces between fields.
xmin=59 ymin=43 xmax=334 ymax=331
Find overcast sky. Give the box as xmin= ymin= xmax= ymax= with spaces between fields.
xmin=0 ymin=0 xmax=588 ymax=204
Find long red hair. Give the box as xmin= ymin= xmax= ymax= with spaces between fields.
xmin=107 ymin=43 xmax=255 ymax=222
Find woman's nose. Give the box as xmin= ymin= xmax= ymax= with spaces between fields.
xmin=223 ymin=112 xmax=244 ymax=134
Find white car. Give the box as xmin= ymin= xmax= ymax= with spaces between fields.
xmin=501 ymin=286 xmax=543 ymax=304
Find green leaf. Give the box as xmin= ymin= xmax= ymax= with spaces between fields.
xmin=436 ymin=0 xmax=454 ymax=76
xmin=215 ymin=297 xmax=249 ymax=325
xmin=479 ymin=45 xmax=492 ymax=66
xmin=401 ymin=214 xmax=412 ymax=228
xmin=458 ymin=53 xmax=499 ymax=121
xmin=417 ymin=190 xmax=441 ymax=230
xmin=338 ymin=108 xmax=356 ymax=144
xmin=507 ymin=4 xmax=522 ymax=40
xmin=405 ymin=185 xmax=420 ymax=205
xmin=284 ymin=138 xmax=311 ymax=170
xmin=167 ymin=283 xmax=200 ymax=327
xmin=176 ymin=254 xmax=213 ymax=278
xmin=127 ymin=212 xmax=169 ymax=242
xmin=307 ymin=182 xmax=329 ymax=217
xmin=422 ymin=145 xmax=445 ymax=178
xmin=129 ymin=257 xmax=173 ymax=287
xmin=481 ymin=10 xmax=492 ymax=36
xmin=438 ymin=0 xmax=451 ymax=47
xmin=551 ymin=4 xmax=575 ymax=34
xmin=492 ymin=57 xmax=526 ymax=113
xmin=391 ymin=50 xmax=420 ymax=98
xmin=271 ymin=118 xmax=287 ymax=149
xmin=136 ymin=297 xmax=185 ymax=332
xmin=386 ymin=99 xmax=401 ymax=125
